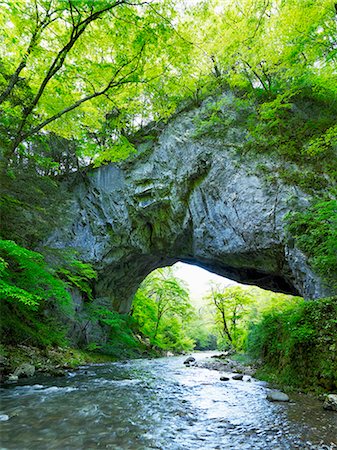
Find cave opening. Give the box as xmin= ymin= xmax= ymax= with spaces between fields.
xmin=129 ymin=261 xmax=302 ymax=353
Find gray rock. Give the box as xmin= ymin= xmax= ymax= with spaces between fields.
xmin=220 ymin=376 xmax=230 ymax=381
xmin=267 ymin=391 xmax=290 ymax=402
xmin=46 ymin=92 xmax=334 ymax=339
xmin=7 ymin=374 xmax=18 ymax=382
xmin=211 ymin=352 xmax=233 ymax=359
xmin=184 ymin=356 xmax=196 ymax=365
xmin=232 ymin=374 xmax=244 ymax=380
xmin=323 ymin=394 xmax=337 ymax=411
xmin=13 ymin=363 xmax=35 ymax=378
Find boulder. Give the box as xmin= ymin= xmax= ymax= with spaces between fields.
xmin=13 ymin=363 xmax=35 ymax=378
xmin=46 ymin=368 xmax=66 ymax=377
xmin=323 ymin=394 xmax=337 ymax=411
xmin=211 ymin=352 xmax=232 ymax=359
xmin=220 ymin=376 xmax=230 ymax=381
xmin=266 ymin=391 xmax=290 ymax=402
xmin=232 ymin=374 xmax=244 ymax=380
xmin=184 ymin=356 xmax=196 ymax=365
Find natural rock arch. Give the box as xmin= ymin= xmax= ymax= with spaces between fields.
xmin=50 ymin=95 xmax=329 ymax=312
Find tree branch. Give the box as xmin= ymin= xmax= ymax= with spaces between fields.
xmin=12 ymin=0 xmax=127 ymax=149
xmin=19 ymin=44 xmax=146 ymax=143
xmin=241 ymin=59 xmax=270 ymax=92
xmin=0 ymin=5 xmax=60 ymax=104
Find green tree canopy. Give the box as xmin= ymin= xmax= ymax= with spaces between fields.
xmin=1 ymin=0 xmax=336 ymax=169
xmin=0 ymin=0 xmax=198 ymax=166
xmin=206 ymin=284 xmax=253 ymax=348
xmin=187 ymin=0 xmax=337 ymax=96
xmin=132 ymin=267 xmax=195 ymax=351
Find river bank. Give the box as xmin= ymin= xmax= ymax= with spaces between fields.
xmin=2 ymin=345 xmax=337 ymax=412
xmin=196 ymin=352 xmax=258 ymax=378
xmin=0 ymin=344 xmax=117 ymax=383
xmin=196 ymin=352 xmax=337 ymax=408
xmin=0 ymin=341 xmax=171 ymax=384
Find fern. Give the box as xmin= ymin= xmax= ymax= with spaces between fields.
xmin=0 ymin=239 xmax=71 ymax=308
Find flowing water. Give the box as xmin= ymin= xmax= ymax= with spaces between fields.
xmin=0 ymin=353 xmax=336 ymax=449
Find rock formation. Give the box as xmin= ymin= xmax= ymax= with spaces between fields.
xmin=50 ymin=93 xmax=330 ymax=313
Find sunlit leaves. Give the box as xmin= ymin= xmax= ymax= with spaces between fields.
xmin=0 ymin=239 xmax=71 ymax=308
xmin=93 ymin=135 xmax=136 ymax=167
xmin=186 ymin=0 xmax=336 ymax=96
xmin=1 ymin=0 xmax=336 ymax=168
xmin=246 ymin=297 xmax=337 ymax=390
xmin=132 ymin=267 xmax=195 ymax=351
xmin=1 ymin=0 xmax=197 ymax=163
xmin=205 ymin=284 xmax=253 ymax=348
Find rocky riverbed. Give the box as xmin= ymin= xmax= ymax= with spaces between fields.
xmin=195 ymin=351 xmax=259 ymax=377
xmin=1 ymin=352 xmax=336 ymax=449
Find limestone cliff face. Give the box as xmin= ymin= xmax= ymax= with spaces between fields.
xmin=50 ymin=93 xmax=330 ymax=313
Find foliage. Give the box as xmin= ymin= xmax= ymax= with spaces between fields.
xmin=0 ymin=239 xmax=71 ymax=347
xmin=192 ymin=94 xmax=251 ymax=140
xmin=189 ymin=0 xmax=336 ymax=99
xmin=0 ymin=239 xmax=98 ymax=347
xmin=0 ymin=163 xmax=69 ymax=247
xmin=76 ymin=266 xmax=198 ymax=358
xmin=47 ymin=248 xmax=97 ymax=301
xmin=93 ymin=135 xmax=136 ymax=168
xmin=246 ymin=297 xmax=337 ymax=391
xmin=187 ymin=0 xmax=337 ymax=191
xmin=249 ymin=93 xmax=337 ymax=182
xmin=286 ymin=200 xmax=337 ymax=288
xmin=88 ymin=305 xmax=142 ymax=358
xmin=1 ymin=0 xmax=336 ymax=175
xmin=0 ymin=300 xmax=68 ymax=348
xmin=1 ymin=0 xmax=337 ymax=375
xmin=185 ymin=306 xmax=217 ymax=351
xmin=132 ymin=267 xmax=195 ymax=352
xmin=0 ymin=0 xmax=200 ymax=167
xmin=206 ymin=282 xmax=337 ymax=392
xmin=0 ymin=239 xmax=71 ymax=308
xmin=206 ymin=284 xmax=253 ymax=350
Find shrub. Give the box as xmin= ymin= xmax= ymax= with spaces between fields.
xmin=246 ymin=297 xmax=337 ymax=391
xmin=286 ymin=200 xmax=337 ymax=288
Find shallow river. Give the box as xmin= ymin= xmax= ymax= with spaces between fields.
xmin=0 ymin=353 xmax=336 ymax=449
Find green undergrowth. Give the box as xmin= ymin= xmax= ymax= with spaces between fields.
xmin=286 ymin=200 xmax=337 ymax=289
xmin=192 ymin=91 xmax=337 ymax=195
xmin=0 ymin=239 xmax=97 ymax=351
xmin=246 ymin=296 xmax=337 ymax=393
xmin=86 ymin=306 xmax=153 ymax=359
xmin=0 ymin=301 xmax=68 ymax=349
xmin=86 ymin=302 xmax=191 ymax=359
xmin=230 ymin=353 xmax=256 ymax=366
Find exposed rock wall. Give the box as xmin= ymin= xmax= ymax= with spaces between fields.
xmin=50 ymin=94 xmax=331 ymax=312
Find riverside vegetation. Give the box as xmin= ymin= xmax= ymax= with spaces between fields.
xmin=0 ymin=0 xmax=336 ymax=395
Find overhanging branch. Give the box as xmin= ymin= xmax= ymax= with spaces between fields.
xmin=19 ymin=44 xmax=146 ymax=142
